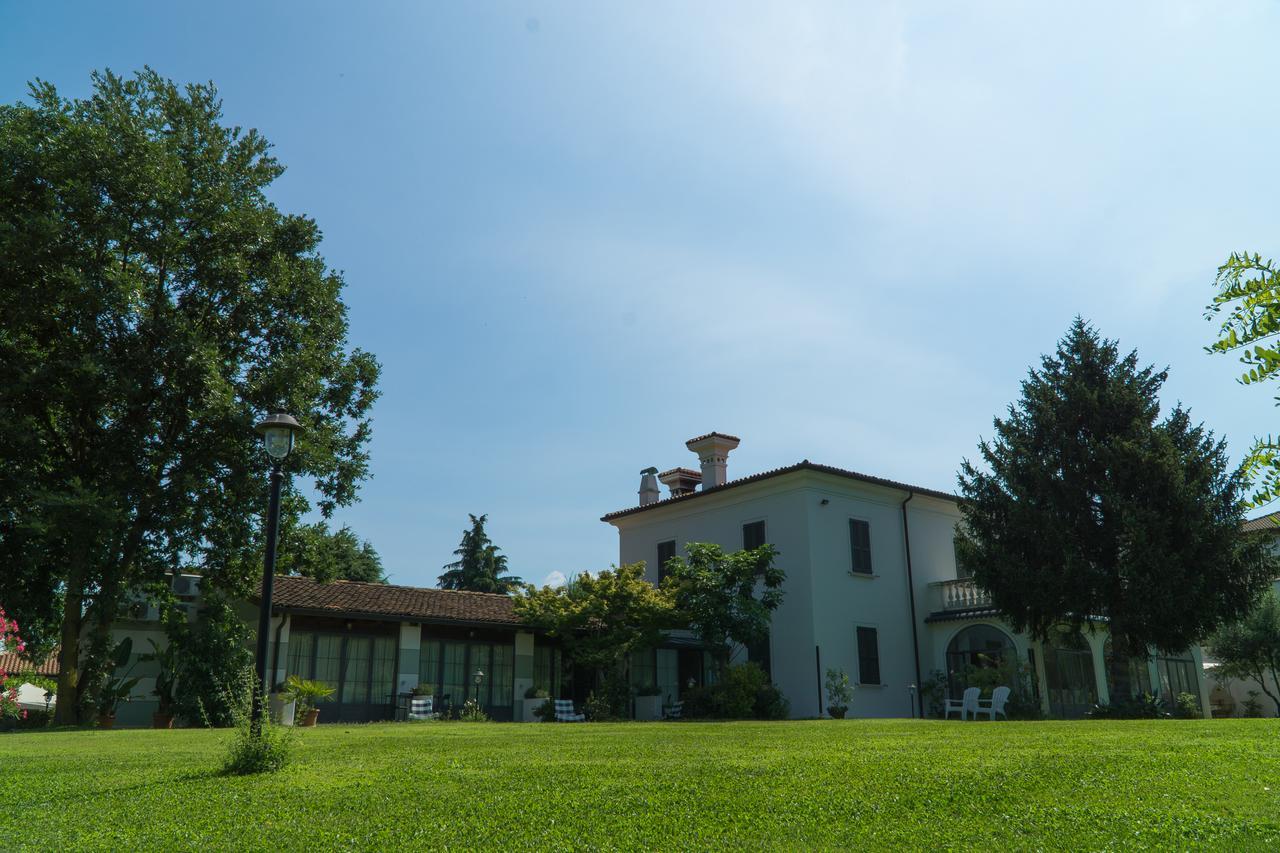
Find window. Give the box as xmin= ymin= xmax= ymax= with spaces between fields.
xmin=630 ymin=649 xmax=657 ymax=690
xmin=490 ymin=644 xmax=514 ymax=707
xmin=343 ymin=637 xmax=372 ymax=704
xmin=954 ymin=536 xmax=972 ymax=579
xmin=371 ymin=637 xmax=396 ymax=705
xmin=315 ymin=635 xmax=342 ymax=692
xmin=534 ymin=645 xmax=561 ymax=697
xmin=657 ymin=540 xmax=676 ymax=582
xmin=742 ymin=520 xmax=767 ymax=551
xmin=856 ymin=626 xmax=881 ymax=685
xmin=287 ymin=631 xmax=315 ymax=680
xmin=419 ymin=640 xmax=441 ymax=689
xmin=849 ymin=519 xmax=872 ymax=574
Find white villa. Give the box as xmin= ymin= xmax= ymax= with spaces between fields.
xmin=604 ymin=432 xmax=1213 ymax=720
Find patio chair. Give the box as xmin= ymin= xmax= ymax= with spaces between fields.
xmin=554 ymin=699 xmax=585 ymax=722
xmin=944 ymin=687 xmax=980 ymax=720
xmin=662 ymin=701 xmax=683 ymax=720
xmin=976 ymin=685 xmax=1010 ymax=721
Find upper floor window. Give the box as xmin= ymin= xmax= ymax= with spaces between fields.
xmin=849 ymin=519 xmax=872 ymax=574
xmin=656 ymin=540 xmax=676 ymax=582
xmin=742 ymin=520 xmax=767 ymax=551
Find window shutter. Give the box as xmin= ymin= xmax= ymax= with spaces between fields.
xmin=849 ymin=519 xmax=873 ymax=574
xmin=856 ymin=626 xmax=881 ymax=685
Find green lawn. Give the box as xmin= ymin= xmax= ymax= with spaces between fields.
xmin=2 ymin=719 xmax=1278 ymax=850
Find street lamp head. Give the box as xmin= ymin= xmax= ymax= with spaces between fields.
xmin=254 ymin=412 xmax=303 ymax=462
xmin=473 ymin=668 xmax=485 ymax=686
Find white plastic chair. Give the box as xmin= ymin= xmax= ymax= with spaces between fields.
xmin=554 ymin=699 xmax=585 ymax=722
xmin=976 ymin=685 xmax=1010 ymax=720
xmin=945 ymin=687 xmax=980 ymax=720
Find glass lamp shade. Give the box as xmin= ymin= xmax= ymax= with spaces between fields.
xmin=262 ymin=427 xmax=294 ymax=461
xmin=473 ymin=669 xmax=485 ymax=685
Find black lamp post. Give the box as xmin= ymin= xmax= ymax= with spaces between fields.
xmin=473 ymin=668 xmax=485 ymax=702
xmin=251 ymin=411 xmax=303 ymax=732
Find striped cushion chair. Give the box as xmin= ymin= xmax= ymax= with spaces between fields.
xmin=662 ymin=701 xmax=683 ymax=720
xmin=554 ymin=699 xmax=585 ymax=722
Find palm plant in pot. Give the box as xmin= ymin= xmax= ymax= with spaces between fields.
xmin=141 ymin=638 xmax=179 ymax=728
xmin=825 ymin=668 xmax=853 ymax=719
xmin=282 ymin=675 xmax=335 ymax=726
xmin=97 ymin=637 xmax=142 ymax=728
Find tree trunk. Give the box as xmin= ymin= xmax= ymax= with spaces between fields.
xmin=53 ymin=580 xmax=84 ymax=726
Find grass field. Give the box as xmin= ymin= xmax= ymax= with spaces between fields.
xmin=2 ymin=719 xmax=1278 ymax=850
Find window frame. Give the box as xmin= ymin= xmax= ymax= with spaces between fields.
xmin=656 ymin=539 xmax=677 ymax=582
xmin=742 ymin=519 xmax=767 ymax=551
xmin=849 ymin=518 xmax=873 ymax=575
xmin=855 ymin=625 xmax=882 ymax=686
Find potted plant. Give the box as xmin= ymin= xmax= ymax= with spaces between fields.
xmin=97 ymin=637 xmax=142 ymax=729
xmin=141 ymin=638 xmax=178 ymax=728
xmin=281 ymin=675 xmax=335 ymax=726
xmin=825 ymin=668 xmax=853 ymax=719
xmin=634 ymin=684 xmax=663 ymax=721
xmin=522 ymin=686 xmax=550 ymax=722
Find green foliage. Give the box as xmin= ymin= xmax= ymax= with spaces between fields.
xmin=661 ymin=542 xmax=786 ymax=673
xmin=1242 ymin=690 xmax=1264 ymax=718
xmin=1089 ymin=694 xmax=1166 ymax=719
xmin=1208 ymin=589 xmax=1280 ymax=716
xmin=140 ymin=637 xmax=178 ymax=715
xmin=523 ymin=685 xmax=549 ymax=699
xmin=437 ymin=514 xmax=522 ymax=593
xmin=515 ymin=563 xmax=677 ymax=685
xmin=533 ymin=697 xmax=556 ymax=721
xmin=1207 ymin=252 xmax=1280 ymax=505
xmin=96 ymin=637 xmax=142 ymax=716
xmin=170 ymin=596 xmax=254 ymax=727
xmin=281 ymin=676 xmax=336 ymax=717
xmin=3 ymin=721 xmax=1280 ymax=848
xmin=222 ymin=720 xmax=295 ymax=775
xmin=958 ymin=319 xmax=1274 ymax=654
xmin=455 ymin=698 xmax=490 ymax=723
xmin=682 ymin=662 xmax=789 ymax=720
xmin=825 ymin=668 xmax=853 ymax=718
xmin=278 ymin=522 xmax=384 ymax=583
xmin=0 ymin=68 xmax=380 ymax=722
xmin=582 ymin=691 xmax=619 ymax=722
xmin=1173 ymin=692 xmax=1202 ymax=719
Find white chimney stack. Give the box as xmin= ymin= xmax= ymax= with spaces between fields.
xmin=638 ymin=467 xmax=661 ymax=506
xmin=685 ymin=432 xmax=741 ymax=490
xmin=658 ymin=467 xmax=702 ymax=498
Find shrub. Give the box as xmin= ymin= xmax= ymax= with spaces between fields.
xmin=1174 ymin=692 xmax=1201 ymax=719
xmin=222 ymin=721 xmax=294 ymax=775
xmin=172 ymin=597 xmax=254 ymax=727
xmin=1089 ymin=693 xmax=1166 ymax=720
xmin=583 ymin=691 xmax=619 ymax=722
xmin=456 ymin=698 xmax=489 ymax=722
xmin=524 ymin=686 xmax=549 ymax=699
xmin=0 ymin=707 xmax=51 ymax=732
xmin=1242 ymin=690 xmax=1264 ymax=718
xmin=533 ymin=698 xmax=556 ymax=721
xmin=825 ymin=668 xmax=853 ymax=718
xmin=281 ymin=676 xmax=336 ymax=719
xmin=683 ymin=663 xmax=789 ymax=720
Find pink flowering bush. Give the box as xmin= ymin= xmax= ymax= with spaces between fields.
xmin=0 ymin=605 xmax=30 ymax=720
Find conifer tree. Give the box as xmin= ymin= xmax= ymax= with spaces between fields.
xmin=438 ymin=514 xmax=522 ymax=594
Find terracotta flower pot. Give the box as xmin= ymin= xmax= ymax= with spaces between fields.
xmin=98 ymin=713 xmax=116 ymax=729
xmin=828 ymin=706 xmax=847 ymax=719
xmin=298 ymin=708 xmax=320 ymax=727
xmin=152 ymin=712 xmax=174 ymax=729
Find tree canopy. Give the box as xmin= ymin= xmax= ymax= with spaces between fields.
xmin=1207 ymin=251 xmax=1280 ymax=506
xmin=661 ymin=542 xmax=785 ymax=673
xmin=437 ymin=514 xmax=522 ymax=594
xmin=957 ymin=319 xmax=1272 ymax=655
xmin=1208 ymin=587 xmax=1280 ymax=716
xmin=278 ymin=522 xmax=385 ymax=584
xmin=0 ymin=68 xmax=380 ymax=722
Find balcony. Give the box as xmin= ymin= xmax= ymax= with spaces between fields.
xmin=930 ymin=578 xmax=993 ymax=613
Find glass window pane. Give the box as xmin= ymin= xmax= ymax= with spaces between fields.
xmin=419 ymin=640 xmax=441 ymax=692
xmin=372 ymin=637 xmax=396 ymax=705
xmin=343 ymin=637 xmax=371 ymax=704
xmin=442 ymin=641 xmax=467 ymax=711
xmin=657 ymin=649 xmax=679 ymax=705
xmin=630 ymin=649 xmax=657 ymax=690
xmin=287 ymin=631 xmax=314 ymax=681
xmin=491 ymin=644 xmax=513 ymax=707
xmin=469 ymin=643 xmax=491 ymax=704
xmin=315 ymin=635 xmax=342 ymax=694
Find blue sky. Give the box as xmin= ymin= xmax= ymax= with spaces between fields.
xmin=4 ymin=2 xmax=1279 ymax=587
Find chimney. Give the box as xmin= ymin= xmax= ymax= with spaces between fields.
xmin=685 ymin=432 xmax=741 ymax=489
xmin=658 ymin=467 xmax=702 ymax=498
xmin=638 ymin=467 xmax=660 ymax=506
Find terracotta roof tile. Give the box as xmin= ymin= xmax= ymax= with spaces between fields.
xmin=602 ymin=460 xmax=957 ymax=521
xmin=0 ymin=647 xmax=59 ymax=677
xmin=261 ymin=575 xmax=521 ymax=626
xmin=1242 ymin=511 xmax=1280 ymax=534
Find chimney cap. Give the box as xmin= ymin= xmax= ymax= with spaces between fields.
xmin=685 ymin=431 xmax=741 ymax=449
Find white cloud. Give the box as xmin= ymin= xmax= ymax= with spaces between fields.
xmin=541 ymin=570 xmax=567 ymax=588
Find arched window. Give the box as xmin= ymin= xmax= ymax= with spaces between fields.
xmin=945 ymin=625 xmax=1016 ymax=699
xmin=1103 ymin=637 xmax=1152 ymax=702
xmin=1043 ymin=628 xmax=1096 ymax=718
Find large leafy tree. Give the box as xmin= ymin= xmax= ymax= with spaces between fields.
xmin=957 ymin=319 xmax=1272 ymax=655
xmin=1208 ymin=588 xmax=1280 ymax=716
xmin=662 ymin=542 xmax=785 ymax=675
xmin=438 ymin=514 xmax=522 ymax=593
xmin=278 ymin=522 xmax=385 ymax=584
xmin=515 ymin=563 xmax=677 ymax=683
xmin=1207 ymin=251 xmax=1280 ymax=506
xmin=0 ymin=69 xmax=380 ymax=723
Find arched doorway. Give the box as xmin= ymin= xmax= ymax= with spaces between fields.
xmin=945 ymin=625 xmax=1017 ymax=699
xmin=1043 ymin=629 xmax=1096 ymax=718
xmin=1103 ymin=637 xmax=1152 ymax=703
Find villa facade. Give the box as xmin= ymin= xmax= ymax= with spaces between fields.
xmin=603 ymin=432 xmax=1214 ymax=719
